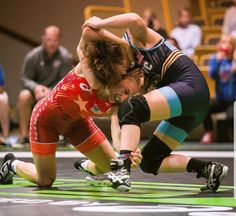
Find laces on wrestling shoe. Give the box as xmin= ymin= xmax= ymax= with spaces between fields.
xmin=86 ymin=159 xmax=131 ymax=192
xmin=110 ymin=158 xmax=127 ymax=170
xmin=0 ymin=153 xmax=16 ymax=184
xmin=74 ymin=158 xmax=94 ymax=176
xmin=200 ymin=162 xmax=228 ymax=192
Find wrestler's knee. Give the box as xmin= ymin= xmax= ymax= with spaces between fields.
xmin=38 ymin=176 xmax=55 ymax=187
xmin=139 ymin=135 xmax=172 ymax=175
xmin=118 ymin=95 xmax=150 ymax=127
xmin=139 ymin=157 xmax=163 ymax=175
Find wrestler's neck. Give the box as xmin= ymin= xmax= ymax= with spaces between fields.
xmin=74 ymin=63 xmax=107 ymax=94
xmin=74 ymin=63 xmax=83 ymax=76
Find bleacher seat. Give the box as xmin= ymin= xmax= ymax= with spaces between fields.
xmin=198 ymin=53 xmax=213 ymax=66
xmin=195 ymin=45 xmax=217 ymax=59
xmin=199 ymin=66 xmax=215 ymax=98
xmin=210 ymin=13 xmax=224 ymax=25
xmin=201 ymin=25 xmax=221 ymax=35
xmin=204 ymin=33 xmax=221 ymax=45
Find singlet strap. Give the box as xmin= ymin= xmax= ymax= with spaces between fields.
xmin=124 ymin=32 xmax=165 ymax=52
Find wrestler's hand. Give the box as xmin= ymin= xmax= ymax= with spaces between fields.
xmin=130 ymin=148 xmax=142 ymax=169
xmin=82 ymin=16 xmax=102 ymax=30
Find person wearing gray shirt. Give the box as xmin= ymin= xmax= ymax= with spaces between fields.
xmin=17 ymin=25 xmax=73 ymax=146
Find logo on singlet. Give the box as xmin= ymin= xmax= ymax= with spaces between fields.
xmin=143 ymin=61 xmax=153 ymax=72
xmin=137 ymin=52 xmax=153 ymax=74
xmin=79 ymin=83 xmax=92 ymax=92
xmin=91 ymin=104 xmax=101 ymax=114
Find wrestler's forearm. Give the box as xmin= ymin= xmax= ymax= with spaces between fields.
xmin=98 ymin=13 xmax=143 ymax=29
xmin=111 ymin=113 xmax=121 ymax=151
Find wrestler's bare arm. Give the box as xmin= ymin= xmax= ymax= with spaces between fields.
xmin=76 ymin=28 xmax=119 ymax=89
xmin=76 ymin=27 xmax=131 ymax=98
xmin=82 ymin=14 xmax=162 ymax=49
xmin=82 ymin=13 xmax=147 ymax=43
xmin=110 ymin=113 xmax=121 ymax=151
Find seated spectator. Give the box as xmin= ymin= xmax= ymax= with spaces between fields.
xmin=17 ymin=25 xmax=73 ymax=146
xmin=170 ymin=7 xmax=202 ymax=57
xmin=222 ymin=0 xmax=236 ymax=39
xmin=143 ymin=7 xmax=155 ymax=27
xmin=201 ymin=34 xmax=236 ymax=144
xmin=152 ymin=16 xmax=169 ymax=39
xmin=0 ymin=64 xmax=10 ymax=145
xmin=142 ymin=7 xmax=168 ymax=39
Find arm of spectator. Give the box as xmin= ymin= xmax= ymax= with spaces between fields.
xmin=222 ymin=10 xmax=230 ymax=34
xmin=208 ymin=55 xmax=220 ymax=79
xmin=21 ymin=54 xmax=38 ymax=92
xmin=34 ymin=84 xmax=50 ymax=101
xmin=59 ymin=53 xmax=74 ymax=80
xmin=192 ymin=26 xmax=202 ymax=49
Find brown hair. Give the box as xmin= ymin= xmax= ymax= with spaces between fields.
xmin=82 ymin=40 xmax=126 ymax=87
xmin=122 ymin=67 xmax=145 ymax=94
xmin=124 ymin=67 xmax=143 ymax=84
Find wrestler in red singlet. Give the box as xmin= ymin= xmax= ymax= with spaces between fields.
xmin=30 ymin=70 xmax=115 ymax=155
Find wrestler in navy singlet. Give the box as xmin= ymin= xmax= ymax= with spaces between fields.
xmin=124 ymin=32 xmax=210 ymax=145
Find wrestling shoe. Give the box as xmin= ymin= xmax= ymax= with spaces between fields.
xmin=86 ymin=159 xmax=131 ymax=192
xmin=200 ymin=162 xmax=228 ymax=192
xmin=0 ymin=153 xmax=15 ymax=184
xmin=74 ymin=158 xmax=94 ymax=176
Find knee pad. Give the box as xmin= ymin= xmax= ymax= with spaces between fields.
xmin=140 ymin=135 xmax=172 ymax=175
xmin=118 ymin=95 xmax=150 ymax=127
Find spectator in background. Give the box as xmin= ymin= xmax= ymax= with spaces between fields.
xmin=222 ymin=0 xmax=236 ymax=39
xmin=201 ymin=34 xmax=236 ymax=144
xmin=167 ymin=37 xmax=180 ymax=50
xmin=142 ymin=7 xmax=168 ymax=39
xmin=0 ymin=64 xmax=10 ymax=146
xmin=170 ymin=7 xmax=202 ymax=58
xmin=17 ymin=25 xmax=73 ymax=146
xmin=142 ymin=7 xmax=155 ymax=28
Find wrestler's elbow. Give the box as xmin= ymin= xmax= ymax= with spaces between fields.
xmin=82 ymin=27 xmax=100 ymax=42
xmin=128 ymin=13 xmax=144 ymax=26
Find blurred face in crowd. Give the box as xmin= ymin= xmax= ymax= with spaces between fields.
xmin=167 ymin=37 xmax=180 ymax=49
xmin=143 ymin=7 xmax=156 ymax=28
xmin=42 ymin=26 xmax=60 ymax=57
xmin=218 ymin=34 xmax=235 ymax=58
xmin=152 ymin=18 xmax=161 ymax=30
xmin=143 ymin=8 xmax=154 ymax=22
xmin=179 ymin=9 xmax=191 ymax=27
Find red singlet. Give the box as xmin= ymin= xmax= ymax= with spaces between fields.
xmin=30 ymin=70 xmax=114 ymax=155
